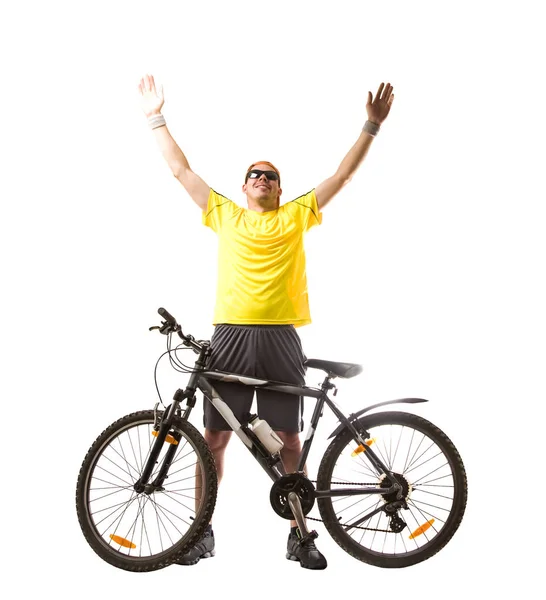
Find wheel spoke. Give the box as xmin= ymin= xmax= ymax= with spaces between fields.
xmin=77 ymin=411 xmax=218 ymax=570
xmin=317 ymin=411 xmax=467 ymax=568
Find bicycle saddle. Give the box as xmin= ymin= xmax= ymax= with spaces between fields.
xmin=304 ymin=359 xmax=363 ymax=379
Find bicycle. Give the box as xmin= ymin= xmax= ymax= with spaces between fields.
xmin=76 ymin=307 xmax=467 ymax=572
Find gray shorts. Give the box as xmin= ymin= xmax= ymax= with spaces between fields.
xmin=203 ymin=324 xmax=307 ymax=433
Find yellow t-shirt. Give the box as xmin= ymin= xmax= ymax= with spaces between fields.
xmin=203 ymin=189 xmax=322 ymax=327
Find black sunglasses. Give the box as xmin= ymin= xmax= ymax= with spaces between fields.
xmin=245 ymin=169 xmax=280 ymax=183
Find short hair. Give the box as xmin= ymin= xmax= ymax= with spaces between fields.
xmin=245 ymin=161 xmax=281 ymax=185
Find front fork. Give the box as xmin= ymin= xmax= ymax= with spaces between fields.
xmin=133 ymin=399 xmax=179 ymax=493
xmin=133 ymin=386 xmax=198 ymax=494
xmin=134 ymin=348 xmax=209 ymax=493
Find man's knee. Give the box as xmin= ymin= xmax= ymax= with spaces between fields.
xmin=276 ymin=431 xmax=301 ymax=452
xmin=204 ymin=428 xmax=232 ymax=452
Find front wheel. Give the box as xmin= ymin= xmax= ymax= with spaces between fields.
xmin=317 ymin=411 xmax=467 ymax=568
xmin=76 ymin=410 xmax=217 ymax=571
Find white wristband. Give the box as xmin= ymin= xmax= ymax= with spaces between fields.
xmin=148 ymin=114 xmax=166 ymax=130
xmin=363 ymin=120 xmax=380 ymax=136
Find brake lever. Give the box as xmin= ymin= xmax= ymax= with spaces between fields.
xmin=149 ymin=322 xmax=172 ymax=335
xmin=159 ymin=321 xmax=172 ymax=335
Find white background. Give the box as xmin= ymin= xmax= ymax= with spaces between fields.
xmin=2 ymin=0 xmax=545 ymax=597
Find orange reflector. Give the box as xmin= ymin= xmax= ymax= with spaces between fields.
xmin=152 ymin=430 xmax=178 ymax=445
xmin=409 ymin=519 xmax=435 ymax=539
xmin=351 ymin=438 xmax=376 ymax=456
xmin=109 ymin=534 xmax=137 ymax=549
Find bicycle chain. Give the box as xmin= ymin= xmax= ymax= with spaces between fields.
xmin=306 ymin=479 xmax=398 ymax=534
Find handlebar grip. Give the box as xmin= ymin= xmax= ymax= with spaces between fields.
xmin=158 ymin=307 xmax=177 ymax=327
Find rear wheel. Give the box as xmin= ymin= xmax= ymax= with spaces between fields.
xmin=76 ymin=410 xmax=217 ymax=571
xmin=317 ymin=411 xmax=467 ymax=568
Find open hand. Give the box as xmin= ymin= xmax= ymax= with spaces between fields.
xmin=366 ymin=83 xmax=394 ymax=125
xmin=138 ymin=74 xmax=164 ymax=117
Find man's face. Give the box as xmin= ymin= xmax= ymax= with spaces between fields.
xmin=242 ymin=163 xmax=282 ymax=206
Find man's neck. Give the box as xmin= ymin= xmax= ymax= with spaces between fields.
xmin=246 ymin=199 xmax=279 ymax=213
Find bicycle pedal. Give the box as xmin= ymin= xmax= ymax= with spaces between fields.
xmin=300 ymin=530 xmax=318 ymax=544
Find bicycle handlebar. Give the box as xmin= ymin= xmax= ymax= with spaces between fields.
xmin=155 ymin=307 xmax=207 ymax=353
xmin=158 ymin=307 xmax=177 ymax=328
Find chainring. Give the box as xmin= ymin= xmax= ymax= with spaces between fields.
xmin=270 ymin=473 xmax=316 ymax=520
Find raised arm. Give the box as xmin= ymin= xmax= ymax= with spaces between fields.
xmin=315 ymin=83 xmax=394 ymax=210
xmin=138 ymin=74 xmax=210 ymax=211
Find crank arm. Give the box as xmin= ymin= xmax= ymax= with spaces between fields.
xmin=288 ymin=491 xmax=317 ymax=541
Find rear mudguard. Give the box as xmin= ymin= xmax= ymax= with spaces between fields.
xmin=328 ymin=398 xmax=429 ymax=439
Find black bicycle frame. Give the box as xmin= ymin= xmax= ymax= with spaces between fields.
xmin=192 ymin=370 xmax=403 ymax=499
xmin=133 ymin=320 xmax=416 ymax=539
xmin=136 ymin=342 xmax=404 ymax=502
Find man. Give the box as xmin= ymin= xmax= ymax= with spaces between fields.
xmin=138 ymin=74 xmax=394 ymax=569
